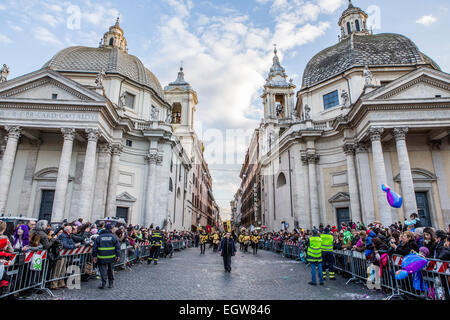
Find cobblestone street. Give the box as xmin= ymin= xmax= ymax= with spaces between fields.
xmin=29 ymin=247 xmax=385 ymax=300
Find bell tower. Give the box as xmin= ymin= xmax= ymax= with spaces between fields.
xmin=164 ymin=66 xmax=198 ymax=131
xmin=261 ymin=45 xmax=296 ymax=122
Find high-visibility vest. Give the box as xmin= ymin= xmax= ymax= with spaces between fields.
xmin=307 ymin=236 xmax=322 ymax=262
xmin=320 ymin=233 xmax=333 ymax=252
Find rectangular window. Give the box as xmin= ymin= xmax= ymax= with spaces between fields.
xmin=124 ymin=92 xmax=136 ymax=109
xmin=323 ymin=90 xmax=339 ymax=110
xmin=52 ymin=94 xmax=58 ymax=100
xmin=126 ymin=139 xmax=132 ymax=147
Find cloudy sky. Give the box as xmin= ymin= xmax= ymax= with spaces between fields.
xmin=1 ymin=0 xmax=450 ymax=220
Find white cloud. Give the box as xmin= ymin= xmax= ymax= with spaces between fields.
xmin=34 ymin=26 xmax=62 ymax=45
xmin=7 ymin=21 xmax=22 ymax=32
xmin=416 ymin=14 xmax=437 ymax=26
xmin=147 ymin=0 xmax=337 ymax=213
xmin=0 ymin=34 xmax=13 ymax=44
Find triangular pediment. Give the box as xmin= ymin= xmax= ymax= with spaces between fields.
xmin=0 ymin=68 xmax=106 ymax=102
xmin=363 ymin=67 xmax=450 ymax=101
xmin=328 ymin=192 xmax=350 ymax=203
xmin=116 ymin=191 xmax=137 ymax=202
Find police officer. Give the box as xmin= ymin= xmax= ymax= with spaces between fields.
xmin=92 ymin=224 xmax=121 ymax=289
xmin=148 ymin=226 xmax=163 ymax=265
xmin=320 ymin=226 xmax=335 ymax=280
xmin=307 ymin=229 xmax=324 ymax=286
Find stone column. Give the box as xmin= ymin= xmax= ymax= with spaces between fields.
xmin=78 ymin=129 xmax=99 ymax=221
xmin=393 ymin=127 xmax=417 ymax=217
xmin=369 ymin=127 xmax=392 ymax=226
xmin=18 ymin=140 xmax=41 ymax=216
xmin=0 ymin=137 xmax=6 ymax=175
xmin=105 ymin=143 xmax=123 ymax=218
xmin=0 ymin=126 xmax=21 ymax=214
xmin=307 ymin=153 xmax=320 ymax=228
xmin=343 ymin=143 xmax=362 ymax=223
xmin=300 ymin=155 xmax=311 ymax=228
xmin=52 ymin=128 xmax=75 ymax=222
xmin=355 ymin=143 xmax=375 ymax=224
xmin=91 ymin=142 xmax=112 ymax=221
xmin=144 ymin=150 xmax=161 ymax=227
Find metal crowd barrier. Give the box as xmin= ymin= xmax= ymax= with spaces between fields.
xmin=0 ymin=250 xmax=52 ymax=299
xmin=0 ymin=239 xmax=190 ymax=300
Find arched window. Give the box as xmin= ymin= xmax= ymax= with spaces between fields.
xmin=276 ymin=173 xmax=286 ymax=188
xmin=109 ymin=37 xmax=114 ymax=46
xmin=355 ymin=20 xmax=361 ymax=31
xmin=347 ymin=22 xmax=351 ymax=35
xmin=172 ymin=103 xmax=182 ymax=124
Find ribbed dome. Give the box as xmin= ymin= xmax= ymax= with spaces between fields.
xmin=42 ymin=46 xmax=164 ymax=98
xmin=301 ymin=33 xmax=440 ymax=89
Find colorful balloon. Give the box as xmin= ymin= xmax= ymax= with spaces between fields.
xmin=382 ymin=184 xmax=403 ymax=208
xmin=401 ymin=253 xmax=428 ymax=274
xmin=395 ymin=269 xmax=408 ymax=280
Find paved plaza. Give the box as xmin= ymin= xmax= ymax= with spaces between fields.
xmin=29 ymin=247 xmax=384 ymax=300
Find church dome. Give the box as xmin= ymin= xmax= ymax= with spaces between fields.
xmin=301 ymin=33 xmax=441 ymax=89
xmin=42 ymin=46 xmax=164 ymax=98
xmin=42 ymin=18 xmax=165 ymax=98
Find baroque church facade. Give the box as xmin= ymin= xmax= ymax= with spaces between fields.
xmin=233 ymin=1 xmax=450 ymax=231
xmin=0 ymin=19 xmax=220 ymax=231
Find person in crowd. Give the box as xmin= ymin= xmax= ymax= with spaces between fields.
xmin=148 ymin=226 xmax=163 ymax=265
xmin=434 ymin=230 xmax=448 ymax=259
xmin=352 ymin=230 xmax=367 ymax=253
xmin=320 ymin=227 xmax=335 ymax=280
xmin=251 ymin=231 xmax=260 ymax=255
xmin=200 ymin=230 xmax=208 ymax=254
xmin=422 ymin=227 xmax=436 ymax=258
xmin=10 ymin=225 xmax=30 ymax=253
xmin=218 ymin=232 xmax=236 ymax=272
xmin=92 ymin=224 xmax=121 ymax=289
xmin=307 ymin=229 xmax=323 ymax=286
xmin=390 ymin=231 xmax=419 ymax=256
xmin=194 ymin=232 xmax=200 ymax=248
xmin=436 ymin=235 xmax=450 ymax=261
xmin=212 ymin=231 xmax=220 ymax=252
xmin=0 ymin=221 xmax=13 ymax=254
xmin=242 ymin=232 xmax=251 ymax=253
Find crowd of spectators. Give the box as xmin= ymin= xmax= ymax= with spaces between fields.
xmin=256 ymin=214 xmax=450 ymax=262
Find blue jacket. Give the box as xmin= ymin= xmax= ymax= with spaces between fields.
xmin=219 ymin=238 xmax=236 ymax=256
xmin=59 ymin=232 xmax=76 ymax=249
xmin=92 ymin=230 xmax=121 ymax=264
xmin=364 ymin=231 xmax=377 ymax=258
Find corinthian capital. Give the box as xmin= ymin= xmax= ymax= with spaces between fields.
xmin=393 ymin=127 xmax=408 ymax=141
xmin=145 ymin=151 xmax=158 ymax=164
xmin=306 ymin=153 xmax=320 ymax=164
xmin=61 ymin=128 xmax=76 ymax=141
xmin=5 ymin=126 xmax=21 ymax=140
xmin=86 ymin=129 xmax=100 ymax=142
xmin=111 ymin=143 xmax=123 ymax=155
xmin=343 ymin=143 xmax=356 ymax=155
xmin=368 ymin=127 xmax=384 ymax=142
xmin=98 ymin=142 xmax=112 ymax=154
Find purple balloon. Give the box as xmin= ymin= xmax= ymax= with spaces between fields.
xmin=401 ymin=254 xmax=428 ymax=274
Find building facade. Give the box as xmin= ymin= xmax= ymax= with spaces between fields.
xmin=236 ymin=1 xmax=450 ymax=231
xmin=0 ymin=19 xmax=219 ymax=230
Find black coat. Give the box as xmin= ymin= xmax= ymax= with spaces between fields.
xmin=219 ymin=238 xmax=236 ymax=256
xmin=92 ymin=230 xmax=121 ymax=264
xmin=394 ymin=240 xmax=419 ymax=256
